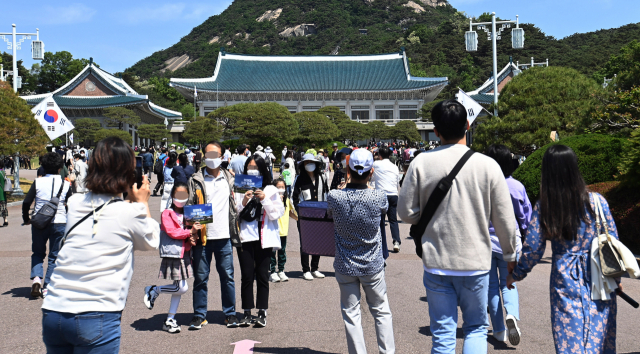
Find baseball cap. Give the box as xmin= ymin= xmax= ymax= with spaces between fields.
xmin=349 ymin=149 xmax=374 ymax=175
xmin=332 ymin=143 xmax=338 ymax=147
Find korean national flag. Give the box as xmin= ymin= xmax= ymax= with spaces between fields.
xmin=457 ymin=89 xmax=484 ymax=125
xmin=32 ymin=95 xmax=75 ymax=141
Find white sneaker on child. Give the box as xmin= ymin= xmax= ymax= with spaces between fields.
xmin=506 ymin=314 xmax=521 ymax=345
xmin=163 ymin=318 xmax=181 ymax=333
xmin=277 ymin=272 xmax=288 ymax=282
xmin=269 ymin=273 xmax=281 ymax=283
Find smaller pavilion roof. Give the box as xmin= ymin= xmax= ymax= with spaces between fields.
xmin=468 ymin=62 xmax=520 ymax=106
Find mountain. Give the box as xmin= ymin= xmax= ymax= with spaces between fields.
xmin=126 ymin=0 xmax=640 ymax=98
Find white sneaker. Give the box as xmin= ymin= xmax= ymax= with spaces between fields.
xmin=277 ymin=272 xmax=289 ymax=282
xmin=162 ymin=318 xmax=181 ymax=333
xmin=302 ymin=272 xmax=314 ymax=281
xmin=269 ymin=273 xmax=281 ymax=283
xmin=505 ymin=314 xmax=521 ymax=345
xmin=143 ymin=285 xmax=159 ymax=310
xmin=493 ymin=330 xmax=508 ymax=342
xmin=311 ymin=271 xmax=325 ymax=279
xmin=41 ymin=288 xmax=48 ymax=298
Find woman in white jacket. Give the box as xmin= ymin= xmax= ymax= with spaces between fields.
xmin=236 ymin=154 xmax=284 ymax=328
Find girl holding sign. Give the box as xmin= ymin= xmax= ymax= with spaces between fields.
xmin=236 ymin=155 xmax=284 ymax=328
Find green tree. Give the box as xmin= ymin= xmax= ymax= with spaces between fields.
xmin=618 ymin=127 xmax=640 ymax=188
xmin=93 ymin=129 xmax=133 ymax=146
xmin=0 ymin=81 xmax=48 ymax=156
xmin=588 ymin=86 xmax=640 ymax=135
xmin=473 ymin=66 xmax=601 ymax=156
xmin=593 ymin=40 xmax=640 ymax=91
xmin=137 ymin=124 xmax=171 ymax=143
xmin=37 ymin=51 xmax=90 ymax=94
xmin=70 ymin=118 xmax=102 ymax=145
xmin=393 ymin=120 xmax=422 ymax=143
xmin=229 ymin=102 xmax=299 ymax=145
xmin=293 ymin=111 xmax=339 ymax=144
xmin=419 ymin=100 xmax=442 ymax=122
xmin=1 ymin=52 xmax=37 ymax=94
xmin=316 ymin=106 xmax=351 ymax=124
xmin=103 ymin=107 xmax=141 ymax=130
xmin=182 ymin=117 xmax=223 ymax=146
xmin=336 ymin=120 xmax=369 ymax=143
xmin=367 ymin=121 xmax=390 ymax=141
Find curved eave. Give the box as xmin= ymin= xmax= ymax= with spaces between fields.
xmin=170 ymin=81 xmax=448 ymax=94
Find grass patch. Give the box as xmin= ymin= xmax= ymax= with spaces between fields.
xmin=5 ymin=177 xmax=32 ymax=203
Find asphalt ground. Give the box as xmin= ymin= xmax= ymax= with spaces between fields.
xmin=1 ymin=170 xmax=640 ymax=353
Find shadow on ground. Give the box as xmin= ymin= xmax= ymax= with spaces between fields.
xmin=285 ymin=271 xmax=336 ymax=279
xmin=2 ymin=287 xmax=40 ymax=300
xmin=254 ymin=348 xmax=340 ymax=353
xmin=130 ymin=311 xmax=225 ymax=331
xmin=486 ymin=336 xmax=516 ymax=351
xmin=419 ymin=326 xmax=464 ymax=338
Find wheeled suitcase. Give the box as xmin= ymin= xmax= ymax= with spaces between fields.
xmin=298 ymin=201 xmax=335 ymax=257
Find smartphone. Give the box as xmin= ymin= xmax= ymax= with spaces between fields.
xmin=135 ymin=156 xmax=143 ymax=189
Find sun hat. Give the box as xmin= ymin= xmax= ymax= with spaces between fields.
xmin=265 ymin=146 xmax=272 ymax=153
xmin=302 ymin=153 xmax=320 ymax=164
xmin=349 ymin=149 xmax=374 ymax=175
xmin=256 ymin=145 xmax=264 ymax=151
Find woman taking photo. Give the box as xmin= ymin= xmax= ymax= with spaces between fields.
xmin=41 ymin=136 xmax=159 ymax=353
xmin=236 ymin=155 xmax=284 ymax=328
xmin=161 ymin=151 xmax=178 ymax=212
xmin=508 ymin=145 xmax=619 ymax=353
xmin=292 ymin=154 xmax=329 ymax=281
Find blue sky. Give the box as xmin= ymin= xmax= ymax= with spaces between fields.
xmin=1 ymin=0 xmax=637 ymax=74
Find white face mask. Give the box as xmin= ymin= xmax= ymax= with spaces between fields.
xmin=277 ymin=189 xmax=286 ymax=195
xmin=204 ymin=158 xmax=221 ymax=169
xmin=305 ymin=163 xmax=316 ymax=172
xmin=247 ymin=169 xmax=260 ymax=176
xmin=173 ymin=198 xmax=188 ymax=208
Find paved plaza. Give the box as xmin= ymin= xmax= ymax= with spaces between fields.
xmin=1 ymin=170 xmax=640 ymax=353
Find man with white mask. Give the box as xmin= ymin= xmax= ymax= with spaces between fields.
xmin=186 ymin=141 xmax=240 ymax=330
xmin=292 ymin=154 xmax=329 ymax=281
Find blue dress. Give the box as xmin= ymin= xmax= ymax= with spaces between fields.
xmin=512 ymin=193 xmax=617 ymax=353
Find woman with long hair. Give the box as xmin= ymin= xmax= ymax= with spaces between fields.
xmin=508 ymin=145 xmax=620 ymax=353
xmin=236 ymin=155 xmax=284 ymax=327
xmin=161 ymin=151 xmax=178 ymax=212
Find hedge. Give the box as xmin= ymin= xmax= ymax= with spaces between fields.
xmin=512 ymin=134 xmax=627 ymax=202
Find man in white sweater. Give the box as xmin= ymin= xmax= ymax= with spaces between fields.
xmin=398 ymin=100 xmax=517 ymax=354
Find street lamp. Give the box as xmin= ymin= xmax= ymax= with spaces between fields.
xmin=0 ymin=24 xmax=44 ymax=92
xmin=12 ymin=138 xmax=23 ymax=197
xmin=465 ymin=13 xmax=524 ymax=116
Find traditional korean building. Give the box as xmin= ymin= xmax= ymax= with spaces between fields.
xmin=21 ymin=59 xmax=182 ymax=146
xmin=170 ymin=49 xmax=448 ymax=140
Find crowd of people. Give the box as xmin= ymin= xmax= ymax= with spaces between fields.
xmin=14 ymin=99 xmax=638 ymax=354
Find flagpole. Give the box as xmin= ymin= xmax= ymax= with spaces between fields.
xmin=193 ymin=85 xmax=196 ymax=119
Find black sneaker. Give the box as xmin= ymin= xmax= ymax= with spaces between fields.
xmin=225 ymin=315 xmax=239 ymax=328
xmin=254 ymin=310 xmax=267 ymax=328
xmin=239 ymin=311 xmax=253 ymax=327
xmin=188 ymin=316 xmax=207 ymax=330
xmin=31 ymin=282 xmax=42 ymax=298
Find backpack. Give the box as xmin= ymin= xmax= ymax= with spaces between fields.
xmin=153 ymin=155 xmax=166 ymax=175
xmin=389 ymin=154 xmax=398 ymax=164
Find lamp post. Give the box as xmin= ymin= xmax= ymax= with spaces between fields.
xmin=465 ymin=12 xmax=524 ymax=116
xmin=12 ymin=138 xmax=23 ymax=197
xmin=0 ymin=24 xmax=44 ymax=92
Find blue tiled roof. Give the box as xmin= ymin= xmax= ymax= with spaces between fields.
xmin=470 ymin=94 xmax=494 ymax=105
xmin=171 ymin=53 xmax=447 ymax=92
xmin=150 ymin=104 xmax=181 ymax=118
xmin=24 ymin=95 xmax=147 ymax=108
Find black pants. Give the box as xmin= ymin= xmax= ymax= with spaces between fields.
xmin=237 ymin=240 xmax=272 ymax=310
xmin=296 ymin=219 xmax=320 ymax=273
xmin=153 ymin=173 xmax=164 ymax=194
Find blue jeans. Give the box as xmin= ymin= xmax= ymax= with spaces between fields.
xmin=488 ymin=252 xmax=520 ymax=333
xmin=42 ymin=310 xmax=122 ymax=353
xmin=423 ymin=271 xmax=490 ymax=354
xmin=31 ymin=223 xmax=65 ymax=288
xmin=192 ymin=238 xmax=236 ymax=318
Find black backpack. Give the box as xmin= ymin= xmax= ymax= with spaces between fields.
xmin=153 ymin=156 xmax=165 ymax=175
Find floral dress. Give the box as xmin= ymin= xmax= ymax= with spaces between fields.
xmin=512 ymin=193 xmax=617 ymax=353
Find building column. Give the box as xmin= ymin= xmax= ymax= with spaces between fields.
xmin=393 ymin=100 xmax=399 ymax=123
xmin=199 ymin=103 xmax=204 ymax=117
xmin=370 ymin=100 xmax=375 ymax=121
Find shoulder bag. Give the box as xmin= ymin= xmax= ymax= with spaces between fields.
xmin=410 ymin=150 xmax=475 ymax=258
xmin=594 ymin=195 xmax=626 ymax=278
xmin=3 ymin=172 xmax=11 ymax=193
xmin=31 ymin=179 xmax=65 ymax=229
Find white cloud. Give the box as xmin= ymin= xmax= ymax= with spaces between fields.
xmin=41 ymin=3 xmax=96 ymax=25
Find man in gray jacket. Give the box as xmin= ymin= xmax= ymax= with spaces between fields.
xmin=398 ymin=100 xmax=517 ymax=354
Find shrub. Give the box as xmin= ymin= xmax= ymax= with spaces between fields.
xmin=93 ymin=129 xmax=133 ymax=146
xmin=588 ymin=181 xmax=640 ymax=254
xmin=617 ymin=127 xmax=640 ymax=188
xmin=512 ymin=134 xmax=627 ymax=202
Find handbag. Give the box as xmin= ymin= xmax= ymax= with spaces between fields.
xmin=239 ymin=197 xmax=262 ymax=222
xmin=3 ymin=173 xmax=11 ymax=193
xmin=31 ymin=179 xmax=65 ymax=230
xmin=410 ymin=150 xmax=475 ymax=258
xmin=594 ymin=195 xmax=626 ymax=278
